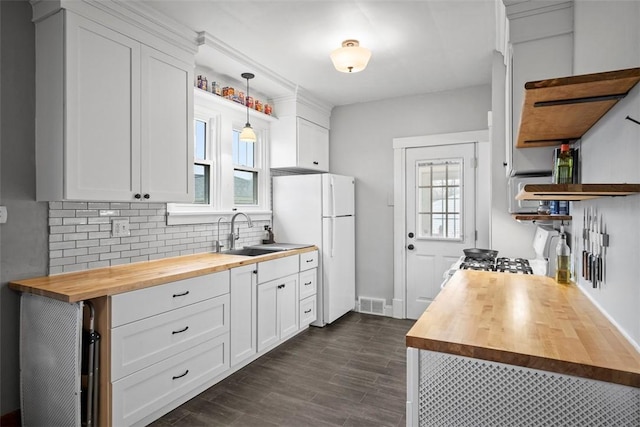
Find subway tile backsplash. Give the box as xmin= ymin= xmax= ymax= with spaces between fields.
xmin=48 ymin=202 xmax=269 ymax=274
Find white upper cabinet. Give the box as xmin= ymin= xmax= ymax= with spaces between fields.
xmin=504 ymin=0 xmax=574 ymax=176
xmin=271 ymin=116 xmax=329 ymax=172
xmin=34 ymin=7 xmax=194 ymax=202
xmin=270 ymin=94 xmax=332 ymax=173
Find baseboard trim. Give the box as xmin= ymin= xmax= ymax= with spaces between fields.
xmin=0 ymin=409 xmax=21 ymax=427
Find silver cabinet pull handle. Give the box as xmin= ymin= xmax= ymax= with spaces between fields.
xmin=172 ymin=290 xmax=189 ymax=298
xmin=172 ymin=326 xmax=189 ymax=335
xmin=172 ymin=370 xmax=189 ymax=380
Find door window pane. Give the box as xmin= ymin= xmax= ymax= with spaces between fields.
xmin=416 ymin=159 xmax=463 ymax=240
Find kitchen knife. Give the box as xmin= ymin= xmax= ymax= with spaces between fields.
xmin=598 ymin=215 xmax=604 ymax=285
xmin=590 ymin=207 xmax=597 ymax=288
xmin=593 ymin=215 xmax=600 ymax=288
xmin=582 ymin=208 xmax=588 ymax=279
xmin=602 ymin=221 xmax=607 ymax=284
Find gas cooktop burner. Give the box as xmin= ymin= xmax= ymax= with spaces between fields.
xmin=460 ymin=259 xmax=496 ymax=271
xmin=495 ymin=257 xmax=533 ymax=274
xmin=459 ymin=257 xmax=533 ymax=274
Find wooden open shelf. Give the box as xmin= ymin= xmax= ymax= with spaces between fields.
xmin=516 ymin=67 xmax=640 ymax=148
xmin=516 ymin=184 xmax=640 ymax=201
xmin=512 ymin=214 xmax=572 ymax=222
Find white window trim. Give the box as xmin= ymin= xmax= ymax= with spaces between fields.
xmin=168 ymin=88 xmax=276 ymax=225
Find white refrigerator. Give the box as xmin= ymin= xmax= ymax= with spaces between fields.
xmin=272 ymin=173 xmax=355 ymax=326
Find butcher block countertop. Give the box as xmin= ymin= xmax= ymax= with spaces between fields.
xmin=406 ymin=270 xmax=640 ymax=388
xmin=9 ymin=247 xmax=317 ymax=303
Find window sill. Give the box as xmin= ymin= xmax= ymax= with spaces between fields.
xmin=166 ymin=210 xmax=272 ymax=226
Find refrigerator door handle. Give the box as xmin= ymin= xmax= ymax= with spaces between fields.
xmin=331 ymin=217 xmax=336 ymax=257
xmin=330 ymin=176 xmax=336 ymax=218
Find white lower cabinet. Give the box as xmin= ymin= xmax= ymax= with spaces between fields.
xmin=298 ymin=252 xmax=318 ymax=329
xmin=110 ymin=271 xmax=230 ymax=426
xmin=107 ymin=251 xmax=317 ymax=426
xmin=112 ymin=335 xmax=228 ymax=427
xmin=299 ymin=294 xmax=317 ymax=327
xmin=257 ymin=273 xmax=299 ymax=352
xmin=111 ymin=295 xmax=229 ymax=380
xmin=230 ymin=264 xmax=257 ymax=367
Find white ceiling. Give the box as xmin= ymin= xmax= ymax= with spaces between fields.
xmin=142 ymin=0 xmax=497 ymax=107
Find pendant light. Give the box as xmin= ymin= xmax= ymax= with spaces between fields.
xmin=330 ymin=39 xmax=371 ymax=73
xmin=239 ymin=72 xmax=257 ymax=142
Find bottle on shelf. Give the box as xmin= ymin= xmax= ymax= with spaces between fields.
xmin=555 ymin=226 xmax=571 ymax=284
xmin=553 ymin=143 xmax=574 ymax=215
xmin=554 ymin=143 xmax=574 ymax=184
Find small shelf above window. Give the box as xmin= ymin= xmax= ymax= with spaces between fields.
xmin=516 ymin=184 xmax=640 ymax=201
xmin=516 ymin=67 xmax=640 ymax=148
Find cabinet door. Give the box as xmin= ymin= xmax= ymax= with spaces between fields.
xmin=140 ymin=46 xmax=194 ymax=202
xmin=297 ymin=117 xmax=329 ymax=172
xmin=65 ymin=12 xmax=141 ymax=200
xmin=230 ymin=264 xmax=257 ymax=367
xmin=257 ymin=280 xmax=279 ymax=352
xmin=278 ymin=274 xmax=299 ymax=341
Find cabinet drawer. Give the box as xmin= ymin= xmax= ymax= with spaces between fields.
xmin=299 ymin=250 xmax=318 ymax=270
xmin=299 ymin=269 xmax=317 ymax=300
xmin=257 ymin=255 xmax=299 ymax=284
xmin=299 ymin=295 xmax=317 ymax=328
xmin=111 ymin=271 xmax=230 ymax=327
xmin=112 ymin=335 xmax=228 ymax=427
xmin=111 ymin=294 xmax=229 ymax=381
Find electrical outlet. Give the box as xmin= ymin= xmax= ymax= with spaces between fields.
xmin=112 ymin=218 xmax=130 ymax=237
xmin=0 ymin=206 xmax=7 ymax=224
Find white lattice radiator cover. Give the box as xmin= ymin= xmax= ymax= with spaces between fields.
xmin=20 ymin=293 xmax=83 ymax=427
xmin=417 ymin=349 xmax=639 ymax=426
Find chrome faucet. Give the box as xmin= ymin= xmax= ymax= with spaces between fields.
xmin=229 ymin=212 xmax=253 ymax=250
xmin=213 ymin=217 xmax=225 ymax=253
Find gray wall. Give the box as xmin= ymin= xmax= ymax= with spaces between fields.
xmin=571 ymin=0 xmax=640 ymax=347
xmin=489 ymin=51 xmax=538 ymax=259
xmin=329 ymin=85 xmax=491 ymax=305
xmin=0 ymin=0 xmax=48 ymax=416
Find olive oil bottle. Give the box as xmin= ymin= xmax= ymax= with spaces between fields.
xmin=555 ymin=230 xmax=571 ymax=284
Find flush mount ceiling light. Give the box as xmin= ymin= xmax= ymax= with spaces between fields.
xmin=239 ymin=72 xmax=257 ymax=143
xmin=330 ymin=39 xmax=371 ymax=73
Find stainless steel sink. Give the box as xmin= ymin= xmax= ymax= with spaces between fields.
xmin=223 ymin=248 xmax=281 ymax=257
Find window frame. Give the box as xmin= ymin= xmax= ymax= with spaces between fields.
xmin=167 ymin=89 xmax=273 ymax=225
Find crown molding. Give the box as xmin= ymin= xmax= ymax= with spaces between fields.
xmin=197 ymin=31 xmax=334 ymax=116
xmin=504 ymin=0 xmax=573 ymax=20
xmin=30 ymin=0 xmax=198 ymax=55
xmin=197 ymin=31 xmax=297 ymax=95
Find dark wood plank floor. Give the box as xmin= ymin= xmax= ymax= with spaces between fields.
xmin=150 ymin=312 xmax=415 ymax=427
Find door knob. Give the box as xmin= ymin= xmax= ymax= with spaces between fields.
xmin=408 ymin=232 xmax=414 ymax=238
xmin=407 ymin=244 xmax=415 ymax=250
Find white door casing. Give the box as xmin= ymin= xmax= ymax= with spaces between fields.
xmin=393 ymin=130 xmax=490 ymax=319
xmin=405 ymin=143 xmax=476 ymax=319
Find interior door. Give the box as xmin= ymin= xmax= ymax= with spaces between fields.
xmin=405 ymin=143 xmax=476 ymax=319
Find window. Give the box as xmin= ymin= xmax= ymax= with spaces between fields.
xmin=417 ymin=159 xmax=463 ymax=240
xmin=167 ymin=90 xmax=272 ymax=225
xmin=233 ymin=130 xmax=258 ymax=205
xmin=194 ymin=119 xmax=211 ymax=204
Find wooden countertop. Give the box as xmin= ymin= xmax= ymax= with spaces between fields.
xmin=9 ymin=247 xmax=317 ymax=303
xmin=406 ymin=270 xmax=640 ymax=388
